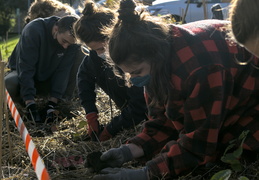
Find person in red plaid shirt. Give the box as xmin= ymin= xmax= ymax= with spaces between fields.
xmin=92 ymin=0 xmax=259 ymax=179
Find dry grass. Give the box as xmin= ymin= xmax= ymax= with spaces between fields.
xmin=1 ymin=88 xmax=259 ymax=180
xmin=1 ymin=88 xmax=142 ymax=180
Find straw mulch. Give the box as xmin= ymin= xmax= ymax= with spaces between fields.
xmin=1 ymin=88 xmax=259 ymax=180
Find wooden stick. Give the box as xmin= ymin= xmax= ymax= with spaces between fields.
xmin=202 ymin=0 xmax=208 ymax=19
xmin=0 ymin=61 xmax=4 ymax=178
xmin=0 ymin=43 xmax=13 ymax=163
xmin=0 ymin=49 xmax=2 ymax=61
xmin=4 ymin=80 xmax=13 ymax=165
xmin=182 ymin=0 xmax=191 ymax=24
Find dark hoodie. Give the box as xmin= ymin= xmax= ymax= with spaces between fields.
xmin=77 ymin=50 xmax=148 ymax=136
xmin=8 ymin=16 xmax=78 ymax=101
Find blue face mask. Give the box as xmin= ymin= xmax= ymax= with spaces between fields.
xmin=130 ymin=74 xmax=151 ymax=87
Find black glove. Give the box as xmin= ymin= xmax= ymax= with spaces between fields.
xmin=26 ymin=102 xmax=41 ymax=122
xmin=45 ymin=101 xmax=59 ymax=123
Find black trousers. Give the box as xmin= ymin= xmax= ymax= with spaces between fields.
xmin=4 ymin=48 xmax=85 ymax=105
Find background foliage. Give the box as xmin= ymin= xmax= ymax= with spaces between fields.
xmin=0 ymin=0 xmax=84 ymax=40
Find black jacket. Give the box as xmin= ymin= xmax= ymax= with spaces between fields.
xmin=77 ymin=50 xmax=147 ymax=136
xmin=8 ymin=16 xmax=78 ymax=101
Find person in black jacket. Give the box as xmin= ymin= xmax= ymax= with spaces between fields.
xmin=73 ymin=1 xmax=147 ymax=141
xmin=5 ymin=15 xmax=79 ymax=123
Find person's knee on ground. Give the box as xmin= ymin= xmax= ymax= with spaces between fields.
xmin=4 ymin=71 xmax=22 ymax=104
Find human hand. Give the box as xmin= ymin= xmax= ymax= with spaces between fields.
xmin=45 ymin=101 xmax=59 ymax=123
xmin=93 ymin=167 xmax=149 ymax=180
xmin=86 ymin=112 xmax=100 ymax=141
xmin=99 ymin=145 xmax=133 ymax=168
xmin=26 ymin=102 xmax=41 ymax=122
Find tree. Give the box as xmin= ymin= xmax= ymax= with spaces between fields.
xmin=0 ymin=0 xmax=28 ymax=39
xmin=0 ymin=0 xmax=13 ymax=39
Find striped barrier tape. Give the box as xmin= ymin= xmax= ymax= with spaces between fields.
xmin=6 ymin=89 xmax=51 ymax=180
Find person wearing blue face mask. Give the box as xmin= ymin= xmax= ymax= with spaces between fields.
xmin=73 ymin=0 xmax=148 ymax=142
xmin=130 ymin=74 xmax=151 ymax=87
xmin=91 ymin=0 xmax=259 ymax=179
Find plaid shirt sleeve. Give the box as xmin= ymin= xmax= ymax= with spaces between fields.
xmin=128 ymin=20 xmax=259 ymax=179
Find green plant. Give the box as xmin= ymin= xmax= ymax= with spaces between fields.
xmin=0 ymin=35 xmax=19 ymax=61
xmin=71 ymin=120 xmax=87 ymax=141
xmin=210 ymin=169 xmax=231 ymax=180
xmin=210 ymin=130 xmax=250 ymax=180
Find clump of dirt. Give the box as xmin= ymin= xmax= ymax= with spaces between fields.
xmin=86 ymin=151 xmax=108 ymax=173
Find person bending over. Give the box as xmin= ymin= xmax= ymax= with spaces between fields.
xmin=5 ymin=15 xmax=79 ymax=123
xmin=91 ymin=0 xmax=259 ymax=179
xmin=73 ymin=0 xmax=147 ymax=141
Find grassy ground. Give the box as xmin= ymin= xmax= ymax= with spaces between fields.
xmin=0 ymin=35 xmax=19 ymax=62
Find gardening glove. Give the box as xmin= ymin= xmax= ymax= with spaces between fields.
xmin=86 ymin=112 xmax=100 ymax=141
xmin=98 ymin=127 xmax=113 ymax=141
xmin=100 ymin=145 xmax=133 ymax=168
xmin=45 ymin=101 xmax=59 ymax=123
xmin=26 ymin=102 xmax=41 ymax=122
xmin=93 ymin=167 xmax=149 ymax=180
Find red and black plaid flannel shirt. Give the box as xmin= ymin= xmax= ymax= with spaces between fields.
xmin=128 ymin=20 xmax=259 ymax=179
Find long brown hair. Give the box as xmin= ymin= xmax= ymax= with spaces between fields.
xmin=104 ymin=0 xmax=173 ymax=106
xmin=229 ymin=0 xmax=259 ymax=45
xmin=73 ymin=0 xmax=117 ymax=44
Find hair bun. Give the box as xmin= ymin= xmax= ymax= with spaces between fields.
xmin=118 ymin=0 xmax=138 ymax=23
xmin=82 ymin=1 xmax=97 ymax=16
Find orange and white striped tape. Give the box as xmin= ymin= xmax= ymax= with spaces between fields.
xmin=6 ymin=89 xmax=51 ymax=180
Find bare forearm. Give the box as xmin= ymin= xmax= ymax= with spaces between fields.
xmin=126 ymin=144 xmax=144 ymax=158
